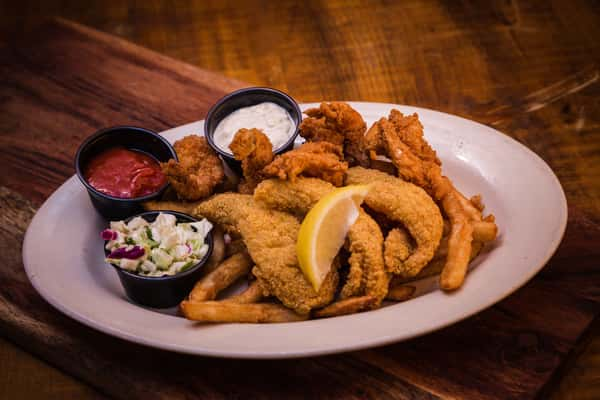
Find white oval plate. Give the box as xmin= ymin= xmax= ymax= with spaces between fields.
xmin=23 ymin=102 xmax=567 ymax=359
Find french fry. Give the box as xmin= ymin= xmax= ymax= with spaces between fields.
xmin=142 ymin=199 xmax=201 ymax=215
xmin=440 ymin=218 xmax=473 ymax=290
xmin=202 ymin=225 xmax=225 ymax=275
xmin=471 ymin=240 xmax=484 ymax=259
xmin=188 ymin=251 xmax=253 ymax=302
xmin=432 ymin=235 xmax=450 ymax=260
xmin=223 ymin=280 xmax=265 ymax=304
xmin=369 ymin=159 xmax=397 ymax=175
xmin=225 ymin=238 xmax=247 ymax=257
xmin=442 ymin=219 xmax=451 ymax=236
xmin=313 ymin=296 xmax=377 ymax=318
xmin=435 ymin=218 xmax=498 ymax=260
xmin=456 ymin=190 xmax=485 ymax=220
xmin=469 ymin=194 xmax=485 ymax=211
xmin=472 ymin=221 xmax=497 ymax=242
xmin=407 ymin=258 xmax=445 ymax=281
xmin=393 ymin=240 xmax=484 ymax=284
xmin=439 ymin=190 xmax=475 ymax=291
xmin=386 ymin=284 xmax=415 ymax=301
xmin=180 ymin=301 xmax=308 ymax=323
xmin=439 ymin=192 xmax=490 ymax=291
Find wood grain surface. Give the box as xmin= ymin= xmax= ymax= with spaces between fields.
xmin=1 ymin=1 xmax=599 ymax=398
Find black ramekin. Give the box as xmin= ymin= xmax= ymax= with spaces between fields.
xmin=204 ymin=87 xmax=302 ymax=174
xmin=75 ymin=126 xmax=177 ymax=220
xmin=104 ymin=211 xmax=214 ymax=308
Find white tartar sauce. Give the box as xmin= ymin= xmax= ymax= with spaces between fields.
xmin=213 ymin=102 xmax=295 ymax=154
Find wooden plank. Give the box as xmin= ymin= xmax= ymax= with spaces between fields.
xmin=0 ymin=6 xmax=599 ymax=399
xmin=0 ymin=335 xmax=105 ymax=399
xmin=0 ymin=18 xmax=245 ymax=204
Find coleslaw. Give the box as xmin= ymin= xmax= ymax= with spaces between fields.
xmin=102 ymin=213 xmax=212 ymax=276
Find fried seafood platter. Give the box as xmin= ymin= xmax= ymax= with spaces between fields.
xmin=145 ymin=102 xmax=498 ymax=323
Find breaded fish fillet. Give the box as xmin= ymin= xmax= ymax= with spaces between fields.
xmin=343 ymin=209 xmax=388 ymax=302
xmin=254 ymin=178 xmax=389 ymax=305
xmin=345 ymin=167 xmax=444 ymax=277
xmin=384 ymin=227 xmax=413 ymax=274
xmin=194 ymin=193 xmax=337 ymax=314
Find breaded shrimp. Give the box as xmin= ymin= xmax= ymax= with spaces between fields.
xmin=300 ymin=102 xmax=368 ymax=165
xmin=229 ymin=128 xmax=273 ymax=193
xmin=262 ymin=142 xmax=348 ymax=186
xmin=161 ymin=135 xmax=224 ymax=201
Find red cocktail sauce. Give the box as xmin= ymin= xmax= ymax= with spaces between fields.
xmin=84 ymin=147 xmax=167 ymax=198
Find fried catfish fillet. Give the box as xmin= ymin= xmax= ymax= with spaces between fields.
xmin=254 ymin=178 xmax=389 ymax=305
xmin=161 ymin=135 xmax=224 ymax=201
xmin=194 ymin=193 xmax=338 ymax=314
xmin=345 ymin=167 xmax=444 ymax=277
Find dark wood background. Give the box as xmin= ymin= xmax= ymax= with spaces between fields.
xmin=1 ymin=1 xmax=599 ymax=399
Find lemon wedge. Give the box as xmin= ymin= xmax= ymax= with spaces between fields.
xmin=297 ymin=185 xmax=370 ymax=291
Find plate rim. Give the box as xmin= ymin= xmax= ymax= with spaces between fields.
xmin=22 ymin=101 xmax=568 ymax=359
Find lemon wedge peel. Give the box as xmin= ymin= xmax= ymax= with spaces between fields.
xmin=296 ymin=185 xmax=371 ymax=291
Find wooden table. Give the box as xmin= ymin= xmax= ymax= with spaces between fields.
xmin=1 ymin=1 xmax=599 ymax=399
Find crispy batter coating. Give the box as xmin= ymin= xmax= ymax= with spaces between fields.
xmin=161 ymin=135 xmax=224 ymax=201
xmin=345 ymin=167 xmax=444 ymax=277
xmin=386 ymin=282 xmax=415 ymax=302
xmin=254 ymin=178 xmax=389 ymax=305
xmin=299 ymin=117 xmax=344 ymax=146
xmin=392 ymin=240 xmax=485 ymax=284
xmin=343 ymin=209 xmax=388 ymax=303
xmin=262 ymin=142 xmax=348 ymax=186
xmin=364 ymin=111 xmax=446 ymax=196
xmin=362 ymin=118 xmax=387 ymax=163
xmin=300 ymin=102 xmax=368 ymax=165
xmin=229 ymin=128 xmax=274 ymax=193
xmin=386 ymin=110 xmax=440 ymax=164
xmin=194 ymin=193 xmax=338 ymax=314
xmin=365 ymin=110 xmax=497 ymax=289
xmin=362 ymin=112 xmax=443 ymax=197
xmin=384 ymin=227 xmax=414 ymax=272
xmin=313 ymin=295 xmax=377 ymax=318
xmin=254 ymin=177 xmax=333 ymax=216
xmin=301 ymin=102 xmax=365 ymax=144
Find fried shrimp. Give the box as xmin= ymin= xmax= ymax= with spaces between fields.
xmin=194 ymin=193 xmax=338 ymax=314
xmin=345 ymin=167 xmax=444 ymax=277
xmin=161 ymin=135 xmax=224 ymax=201
xmin=262 ymin=142 xmax=348 ymax=186
xmin=254 ymin=178 xmax=389 ymax=305
xmin=229 ymin=128 xmax=274 ymax=193
xmin=300 ymin=102 xmax=370 ymax=166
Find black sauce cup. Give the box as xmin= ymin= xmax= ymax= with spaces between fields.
xmin=204 ymin=87 xmax=302 ymax=174
xmin=104 ymin=211 xmax=214 ymax=308
xmin=75 ymin=126 xmax=177 ymax=220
